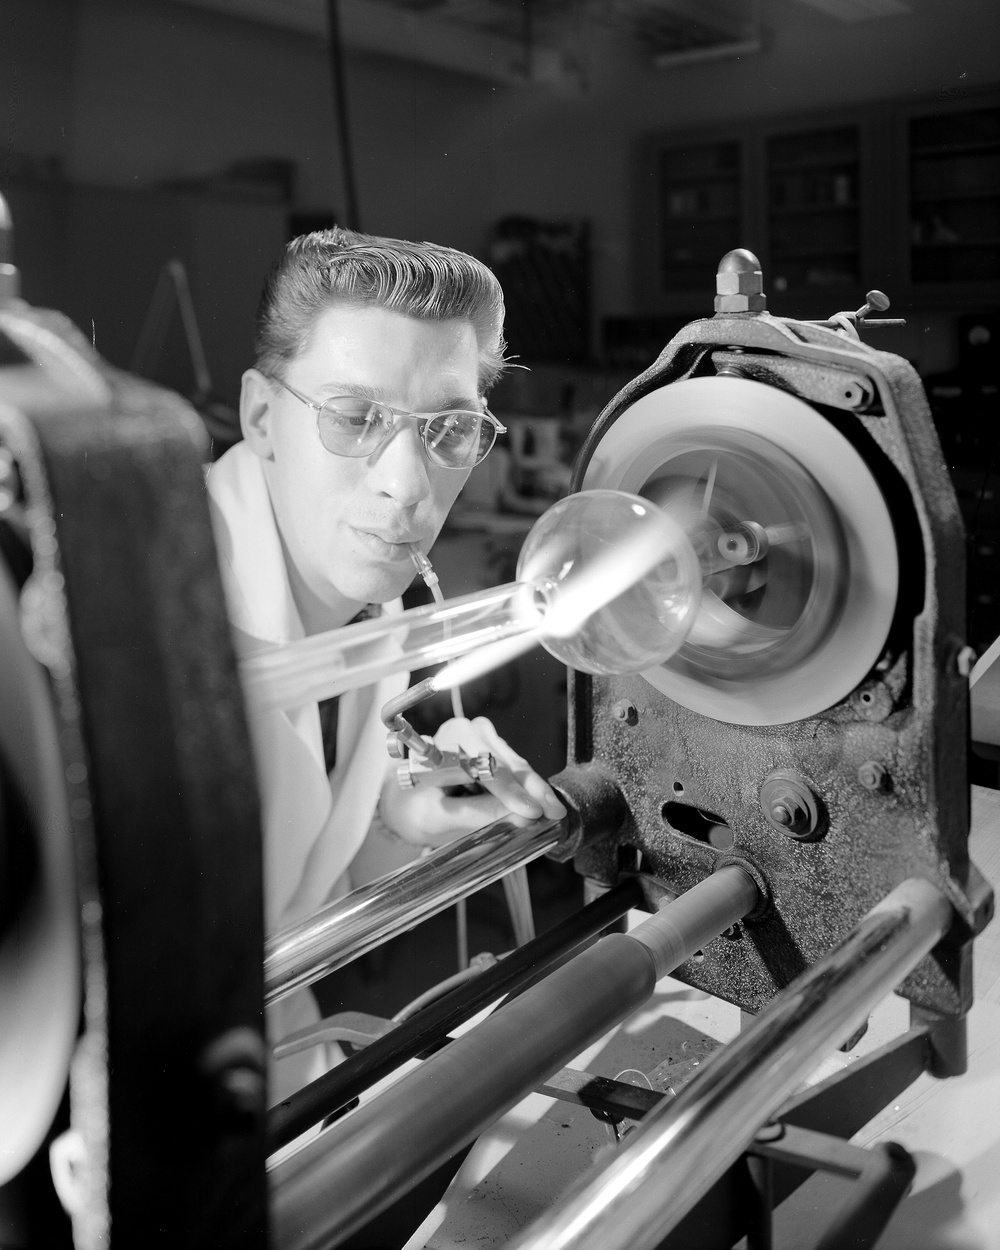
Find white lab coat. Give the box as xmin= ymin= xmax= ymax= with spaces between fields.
xmin=207 ymin=440 xmax=410 ymax=1100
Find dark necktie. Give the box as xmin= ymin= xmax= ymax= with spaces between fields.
xmin=317 ymin=695 xmax=340 ymax=775
xmin=316 ymin=605 xmax=379 ymax=774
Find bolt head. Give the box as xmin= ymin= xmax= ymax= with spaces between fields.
xmin=473 ymin=751 xmax=496 ymax=780
xmin=199 ymin=1027 xmax=267 ymax=1129
xmin=760 ymin=769 xmax=821 ymax=840
xmin=857 ymin=761 xmax=887 ymax=792
xmin=219 ymin=1066 xmax=265 ymax=1118
xmin=611 ymin=701 xmax=638 ymax=726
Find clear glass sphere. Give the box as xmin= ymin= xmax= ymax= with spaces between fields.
xmin=517 ymin=489 xmax=702 ymax=675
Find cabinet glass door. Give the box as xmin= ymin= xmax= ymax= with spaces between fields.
xmin=909 ymin=105 xmax=1000 ymax=286
xmin=657 ymin=140 xmax=742 ymax=293
xmin=766 ymin=125 xmax=861 ymax=296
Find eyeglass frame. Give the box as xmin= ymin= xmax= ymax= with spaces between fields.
xmin=263 ymin=374 xmax=506 ymax=469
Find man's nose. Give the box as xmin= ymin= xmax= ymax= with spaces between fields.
xmin=369 ymin=420 xmax=432 ymax=506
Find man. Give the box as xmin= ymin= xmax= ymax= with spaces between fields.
xmin=207 ymin=228 xmax=566 ymax=1095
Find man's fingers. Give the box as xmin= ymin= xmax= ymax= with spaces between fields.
xmin=458 ymin=718 xmax=567 ymax=820
xmin=518 ymin=770 xmax=568 ymax=820
xmin=477 ymin=768 xmax=546 ymax=820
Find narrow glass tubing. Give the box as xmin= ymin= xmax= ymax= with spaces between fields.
xmin=239 ymin=490 xmax=702 ymax=713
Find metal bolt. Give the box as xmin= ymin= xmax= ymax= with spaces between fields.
xmin=857 ymin=761 xmax=887 ymax=792
xmin=957 ymin=645 xmax=977 ymax=679
xmin=841 ymin=378 xmax=874 ymax=410
xmin=759 ymin=770 xmax=822 ymax=840
xmin=199 ymin=1027 xmax=267 ymax=1129
xmin=855 ymin=683 xmax=889 ymax=719
xmin=471 ymin=751 xmax=496 ymax=781
xmin=218 ymin=1065 xmax=266 ymax=1118
xmin=715 ymin=249 xmax=767 ymax=314
xmin=611 ymin=701 xmax=638 ymax=726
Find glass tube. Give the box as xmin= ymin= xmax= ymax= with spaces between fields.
xmin=239 ymin=490 xmax=702 ymax=713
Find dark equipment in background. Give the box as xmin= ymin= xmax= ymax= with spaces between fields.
xmin=488 ymin=216 xmax=591 ymax=364
xmin=130 ymin=257 xmax=243 ymax=459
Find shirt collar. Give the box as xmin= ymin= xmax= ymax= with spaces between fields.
xmin=207 ymin=441 xmax=305 ymax=646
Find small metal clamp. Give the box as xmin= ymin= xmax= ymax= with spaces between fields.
xmin=381 ymin=681 xmax=497 ymax=791
xmin=397 ymin=747 xmax=497 ymax=790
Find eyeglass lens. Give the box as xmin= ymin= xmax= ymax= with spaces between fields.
xmin=316 ymin=398 xmax=493 ymax=467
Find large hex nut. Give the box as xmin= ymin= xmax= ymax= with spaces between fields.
xmin=715 ymin=291 xmax=767 ymax=312
xmin=717 ymin=270 xmax=761 ymax=295
xmin=715 ymin=248 xmax=766 ymax=313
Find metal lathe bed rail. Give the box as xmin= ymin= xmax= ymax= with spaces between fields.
xmin=265 ymin=813 xmax=568 ymax=1003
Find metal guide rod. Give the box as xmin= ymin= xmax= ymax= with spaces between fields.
xmin=508 ymin=877 xmax=954 ymax=1250
xmin=266 ymin=814 xmax=568 ymax=1002
xmin=267 ymin=878 xmax=644 ymax=1153
xmin=270 ymin=865 xmax=759 ymax=1250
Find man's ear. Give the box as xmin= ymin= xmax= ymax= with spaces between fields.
xmin=240 ymin=369 xmax=275 ymax=459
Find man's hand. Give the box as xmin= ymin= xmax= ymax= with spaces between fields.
xmin=379 ymin=716 xmax=567 ymax=847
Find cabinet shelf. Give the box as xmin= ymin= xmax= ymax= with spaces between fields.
xmin=661 ymin=211 xmax=740 ymax=224
xmin=768 ymin=154 xmax=857 ymax=174
xmin=912 ymin=186 xmax=1000 ymax=204
xmin=769 ymin=202 xmax=857 ymax=217
xmin=772 ymin=244 xmax=859 ymax=259
xmin=911 ymin=139 xmax=1000 ymax=158
xmin=660 ymin=171 xmax=740 ymax=189
xmin=912 ymin=239 xmax=1000 ymax=250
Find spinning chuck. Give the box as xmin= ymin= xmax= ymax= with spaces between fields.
xmin=583 ymin=376 xmax=898 ymax=725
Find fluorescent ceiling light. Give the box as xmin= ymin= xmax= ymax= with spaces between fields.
xmin=169 ymin=0 xmax=575 ymax=84
xmin=792 ymin=0 xmax=910 ymax=21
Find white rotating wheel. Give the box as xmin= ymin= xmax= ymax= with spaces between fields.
xmin=582 ymin=376 xmax=899 ymax=725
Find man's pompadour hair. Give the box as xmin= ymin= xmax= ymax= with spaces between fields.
xmin=254 ymin=226 xmax=508 ymax=392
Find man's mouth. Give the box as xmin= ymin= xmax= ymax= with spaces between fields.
xmin=353 ymin=526 xmax=422 ymax=554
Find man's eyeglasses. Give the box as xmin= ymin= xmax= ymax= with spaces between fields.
xmin=266 ymin=376 xmax=505 ymax=469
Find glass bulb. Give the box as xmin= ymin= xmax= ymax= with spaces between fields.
xmin=242 ymin=491 xmax=703 ymax=710
xmin=518 ymin=490 xmax=702 ymax=675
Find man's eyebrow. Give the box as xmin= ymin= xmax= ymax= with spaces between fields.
xmin=314 ymin=380 xmax=394 ymax=402
xmin=315 ymin=381 xmax=483 ymax=411
xmin=437 ymin=394 xmax=484 ymax=412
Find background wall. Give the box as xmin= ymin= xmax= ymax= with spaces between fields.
xmin=2 ymin=0 xmax=999 ymax=396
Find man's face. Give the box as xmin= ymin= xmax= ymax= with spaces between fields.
xmin=244 ymin=304 xmax=480 ymax=629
